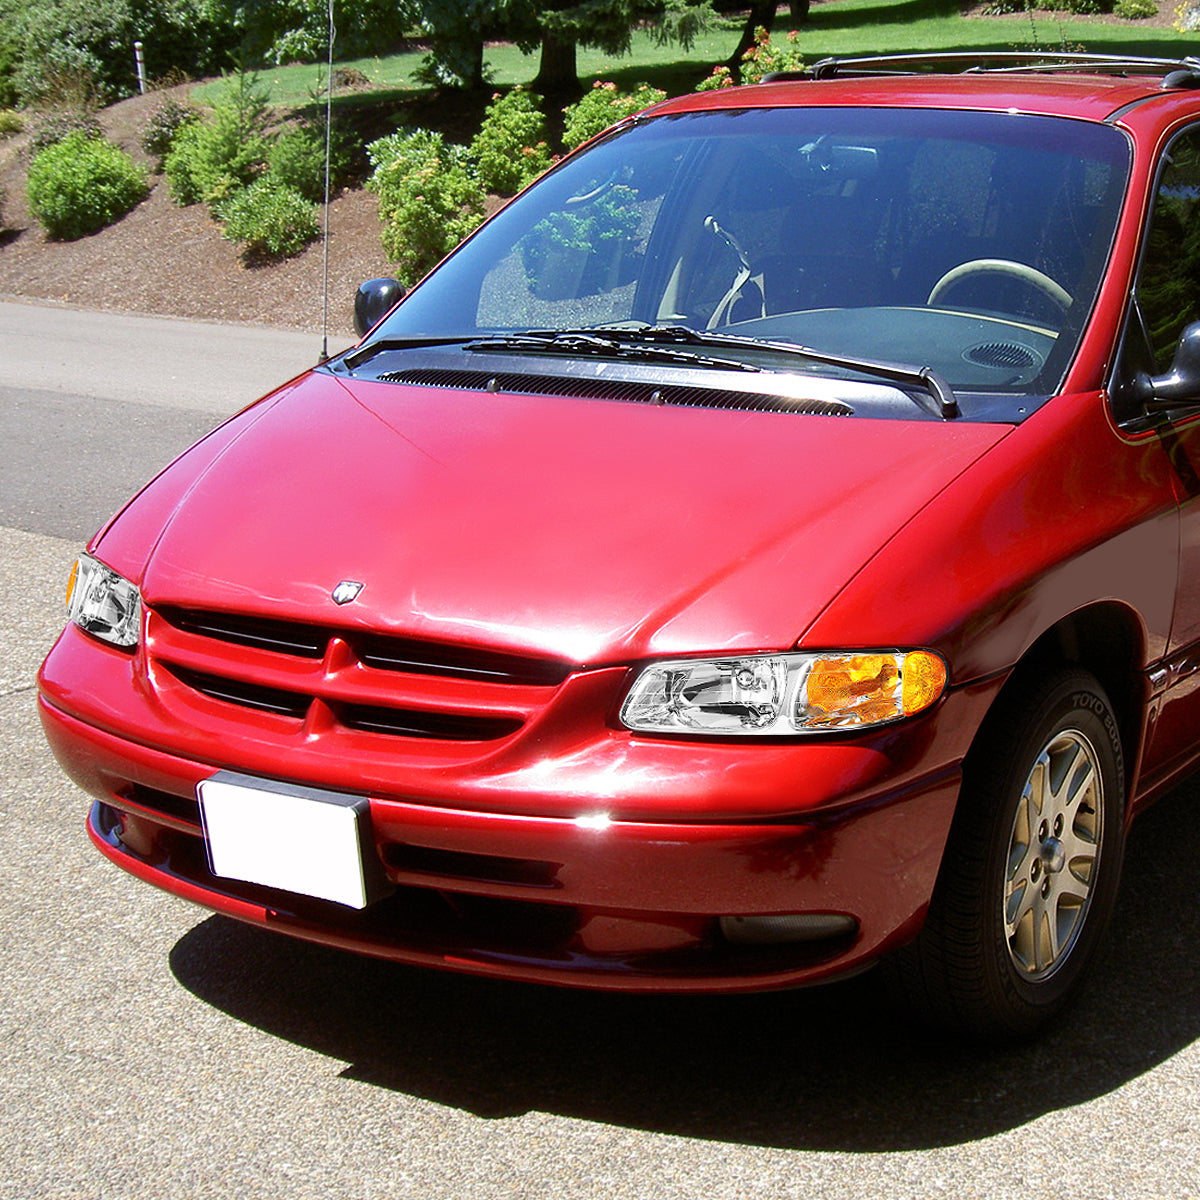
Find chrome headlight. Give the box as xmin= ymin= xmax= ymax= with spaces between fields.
xmin=66 ymin=554 xmax=142 ymax=648
xmin=620 ymin=650 xmax=947 ymax=736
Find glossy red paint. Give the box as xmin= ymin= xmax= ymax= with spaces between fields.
xmin=118 ymin=373 xmax=1008 ymax=664
xmin=37 ymin=61 xmax=1200 ymax=1015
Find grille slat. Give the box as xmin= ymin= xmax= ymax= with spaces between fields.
xmin=339 ymin=704 xmax=522 ymax=741
xmin=166 ymin=609 xmax=327 ymax=657
xmin=172 ymin=666 xmax=310 ymax=719
xmin=378 ymin=367 xmax=852 ymax=416
xmin=357 ymin=635 xmax=571 ymax=687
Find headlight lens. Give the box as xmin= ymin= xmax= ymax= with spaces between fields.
xmin=620 ymin=650 xmax=947 ymax=736
xmin=66 ymin=554 xmax=141 ymax=648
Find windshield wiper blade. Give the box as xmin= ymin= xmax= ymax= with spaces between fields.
xmin=630 ymin=325 xmax=960 ymax=419
xmin=464 ymin=329 xmax=760 ymax=373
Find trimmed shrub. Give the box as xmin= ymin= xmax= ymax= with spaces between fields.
xmin=0 ymin=109 xmax=22 ymax=137
xmin=469 ymin=88 xmax=553 ymax=196
xmin=1115 ymin=0 xmax=1157 ymax=15
xmin=140 ymin=96 xmax=200 ymax=167
xmin=26 ymin=131 xmax=148 ymax=239
xmin=561 ymin=82 xmax=668 ymax=151
xmin=265 ymin=119 xmax=356 ymax=202
xmin=366 ymin=128 xmax=486 ymax=286
xmin=163 ymin=74 xmax=271 ymax=208
xmin=218 ymin=178 xmax=318 ymax=259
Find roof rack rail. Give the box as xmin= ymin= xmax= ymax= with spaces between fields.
xmin=762 ymin=52 xmax=1200 ymax=89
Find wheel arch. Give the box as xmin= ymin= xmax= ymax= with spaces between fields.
xmin=971 ymin=601 xmax=1145 ymax=801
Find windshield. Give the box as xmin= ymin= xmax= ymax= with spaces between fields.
xmin=373 ymin=106 xmax=1130 ymax=421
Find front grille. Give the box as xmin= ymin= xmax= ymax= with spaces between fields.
xmin=160 ymin=608 xmax=572 ymax=686
xmin=150 ymin=608 xmax=571 ymax=745
xmin=379 ymin=366 xmax=853 ymax=416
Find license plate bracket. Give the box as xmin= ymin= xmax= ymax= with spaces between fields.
xmin=198 ymin=772 xmax=390 ymax=909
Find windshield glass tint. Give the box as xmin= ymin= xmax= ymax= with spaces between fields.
xmin=378 ymin=107 xmax=1129 ymax=412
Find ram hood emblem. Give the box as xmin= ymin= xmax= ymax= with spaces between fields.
xmin=331 ymin=580 xmax=364 ymax=605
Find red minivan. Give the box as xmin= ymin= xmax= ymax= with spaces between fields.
xmin=39 ymin=54 xmax=1200 ymax=1038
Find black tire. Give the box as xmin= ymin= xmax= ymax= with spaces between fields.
xmin=888 ymin=667 xmax=1126 ymax=1040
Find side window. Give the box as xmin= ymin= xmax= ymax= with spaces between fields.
xmin=1136 ymin=128 xmax=1200 ymax=372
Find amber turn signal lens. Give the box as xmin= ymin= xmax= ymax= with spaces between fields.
xmin=900 ymin=650 xmax=948 ymax=715
xmin=801 ymin=651 xmax=947 ymax=730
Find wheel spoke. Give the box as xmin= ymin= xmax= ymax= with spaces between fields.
xmin=1003 ymin=726 xmax=1106 ymax=981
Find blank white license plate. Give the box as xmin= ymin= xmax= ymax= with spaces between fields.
xmin=198 ymin=772 xmax=378 ymax=909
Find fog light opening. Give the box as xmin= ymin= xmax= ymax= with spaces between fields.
xmin=720 ymin=913 xmax=857 ymax=945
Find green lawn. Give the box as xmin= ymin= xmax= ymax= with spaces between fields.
xmin=191 ymin=0 xmax=1194 ymax=110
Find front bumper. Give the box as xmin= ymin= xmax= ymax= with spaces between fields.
xmin=39 ymin=675 xmax=978 ymax=992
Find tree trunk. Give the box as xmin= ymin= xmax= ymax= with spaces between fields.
xmin=533 ymin=32 xmax=581 ymax=99
xmin=463 ymin=38 xmax=486 ymax=90
xmin=789 ymin=0 xmax=811 ymax=26
xmin=727 ymin=1 xmax=778 ymax=77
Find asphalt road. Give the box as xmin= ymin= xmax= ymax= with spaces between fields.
xmin=2 ymin=300 xmax=1199 ymax=1199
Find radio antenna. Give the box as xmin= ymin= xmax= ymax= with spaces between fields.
xmin=319 ymin=0 xmax=336 ymax=362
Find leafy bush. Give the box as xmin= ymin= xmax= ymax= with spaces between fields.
xmin=561 ymin=82 xmax=667 ymax=152
xmin=1114 ymin=0 xmax=1157 ymax=14
xmin=267 ymin=124 xmax=326 ymax=202
xmin=469 ymin=88 xmax=553 ymax=196
xmin=696 ymin=28 xmax=806 ymax=90
xmin=24 ymin=66 xmax=104 ymax=150
xmin=29 ymin=109 xmax=103 ymax=150
xmin=163 ymin=74 xmax=271 ymax=208
xmin=218 ymin=178 xmax=318 ymax=259
xmin=266 ymin=118 xmax=356 ymax=202
xmin=0 ymin=23 xmax=19 ymax=109
xmin=366 ymin=128 xmax=486 ymax=286
xmin=0 ymin=109 xmax=22 ymax=137
xmin=9 ymin=0 xmax=234 ymax=104
xmin=26 ymin=131 xmax=148 ymax=239
xmin=140 ymin=96 xmax=200 ymax=167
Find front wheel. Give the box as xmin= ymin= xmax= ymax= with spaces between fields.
xmin=889 ymin=668 xmax=1126 ymax=1039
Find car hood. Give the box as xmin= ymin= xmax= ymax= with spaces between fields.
xmin=130 ymin=371 xmax=1008 ymax=664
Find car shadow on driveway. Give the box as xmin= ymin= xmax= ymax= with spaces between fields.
xmin=169 ymin=775 xmax=1200 ymax=1152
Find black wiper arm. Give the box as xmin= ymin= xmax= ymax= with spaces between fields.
xmin=337 ymin=335 xmax=480 ymax=371
xmin=464 ymin=329 xmax=760 ymax=373
xmin=635 ymin=325 xmax=960 ymax=419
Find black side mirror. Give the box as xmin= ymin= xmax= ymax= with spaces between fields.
xmin=1138 ymin=321 xmax=1200 ymax=411
xmin=353 ymin=277 xmax=406 ymax=338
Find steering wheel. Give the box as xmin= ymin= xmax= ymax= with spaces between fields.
xmin=926 ymin=258 xmax=1072 ymax=311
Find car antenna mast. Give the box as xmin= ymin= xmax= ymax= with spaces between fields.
xmin=319 ymin=0 xmax=335 ymax=363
